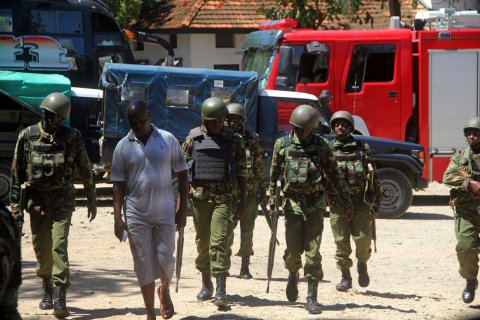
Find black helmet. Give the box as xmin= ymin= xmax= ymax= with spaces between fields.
xmin=330 ymin=110 xmax=354 ymax=130
xmin=463 ymin=117 xmax=480 ymax=135
xmin=201 ymin=97 xmax=228 ymax=121
xmin=226 ymin=103 xmax=246 ymax=121
xmin=40 ymin=92 xmax=71 ymax=119
xmin=289 ymin=104 xmax=319 ymax=129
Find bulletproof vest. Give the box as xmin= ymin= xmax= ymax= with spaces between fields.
xmin=329 ymin=140 xmax=367 ymax=194
xmin=189 ymin=127 xmax=233 ymax=183
xmin=281 ymin=134 xmax=323 ymax=194
xmin=26 ymin=124 xmax=67 ymax=189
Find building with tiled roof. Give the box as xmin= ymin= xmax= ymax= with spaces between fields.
xmin=127 ymin=0 xmax=475 ymax=69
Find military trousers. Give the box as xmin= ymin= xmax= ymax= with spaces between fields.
xmin=30 ymin=207 xmax=72 ymax=287
xmin=191 ymin=196 xmax=234 ymax=277
xmin=283 ymin=207 xmax=324 ymax=281
xmin=455 ymin=214 xmax=480 ymax=280
xmin=227 ymin=194 xmax=258 ymax=257
xmin=330 ymin=203 xmax=372 ymax=270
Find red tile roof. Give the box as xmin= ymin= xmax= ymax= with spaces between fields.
xmin=130 ymin=0 xmax=425 ymax=31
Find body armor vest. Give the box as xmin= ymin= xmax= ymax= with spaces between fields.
xmin=281 ymin=135 xmax=323 ymax=195
xmin=189 ymin=127 xmax=233 ymax=182
xmin=26 ymin=124 xmax=67 ymax=189
xmin=329 ymin=140 xmax=367 ymax=195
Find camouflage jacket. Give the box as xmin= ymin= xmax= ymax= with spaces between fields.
xmin=268 ymin=132 xmax=351 ymax=215
xmin=444 ymin=146 xmax=480 ymax=218
xmin=0 ymin=203 xmax=21 ymax=302
xmin=10 ymin=122 xmax=96 ymax=211
xmin=327 ymin=136 xmax=381 ymax=209
xmin=182 ymin=125 xmax=247 ymax=201
xmin=241 ymin=129 xmax=264 ymax=197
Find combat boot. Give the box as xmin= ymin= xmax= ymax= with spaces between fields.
xmin=39 ymin=277 xmax=53 ymax=310
xmin=196 ymin=272 xmax=214 ymax=301
xmin=462 ymin=279 xmax=478 ymax=304
xmin=357 ymin=261 xmax=370 ymax=287
xmin=336 ymin=269 xmax=352 ymax=292
xmin=286 ymin=271 xmax=299 ymax=302
xmin=240 ymin=256 xmax=253 ymax=279
xmin=214 ymin=273 xmax=228 ymax=307
xmin=53 ymin=286 xmax=69 ymax=318
xmin=306 ymin=279 xmax=322 ymax=314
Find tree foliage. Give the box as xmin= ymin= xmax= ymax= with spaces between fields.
xmin=103 ymin=0 xmax=157 ymax=28
xmin=257 ymin=0 xmax=366 ymax=29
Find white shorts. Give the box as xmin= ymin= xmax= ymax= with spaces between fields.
xmin=127 ymin=216 xmax=176 ymax=286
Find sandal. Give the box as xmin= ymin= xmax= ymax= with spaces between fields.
xmin=157 ymin=286 xmax=174 ymax=319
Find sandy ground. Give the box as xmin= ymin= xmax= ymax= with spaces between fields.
xmin=15 ymin=182 xmax=480 ymax=320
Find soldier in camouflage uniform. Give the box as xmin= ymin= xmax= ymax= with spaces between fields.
xmin=10 ymin=92 xmax=97 ymax=318
xmin=0 ymin=203 xmax=21 ymax=320
xmin=443 ymin=116 xmax=480 ymax=304
xmin=269 ymin=104 xmax=352 ymax=314
xmin=225 ymin=103 xmax=265 ymax=279
xmin=182 ymin=97 xmax=247 ymax=307
xmin=327 ymin=111 xmax=381 ymax=292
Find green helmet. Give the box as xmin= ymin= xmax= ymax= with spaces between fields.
xmin=226 ymin=103 xmax=246 ymax=121
xmin=40 ymin=92 xmax=70 ymax=119
xmin=201 ymin=97 xmax=228 ymax=121
xmin=464 ymin=117 xmax=480 ymax=135
xmin=289 ymin=104 xmax=319 ymax=129
xmin=330 ymin=110 xmax=354 ymax=130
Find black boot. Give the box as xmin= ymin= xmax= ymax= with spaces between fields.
xmin=196 ymin=272 xmax=214 ymax=301
xmin=53 ymin=286 xmax=69 ymax=318
xmin=286 ymin=271 xmax=299 ymax=302
xmin=336 ymin=269 xmax=352 ymax=292
xmin=214 ymin=273 xmax=228 ymax=307
xmin=39 ymin=277 xmax=53 ymax=310
xmin=357 ymin=261 xmax=370 ymax=288
xmin=462 ymin=279 xmax=478 ymax=304
xmin=306 ymin=280 xmax=322 ymax=315
xmin=240 ymin=256 xmax=253 ymax=279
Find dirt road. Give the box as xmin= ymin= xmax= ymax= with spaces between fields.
xmin=16 ymin=183 xmax=480 ymax=320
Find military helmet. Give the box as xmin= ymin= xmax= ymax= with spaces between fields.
xmin=40 ymin=92 xmax=71 ymax=119
xmin=201 ymin=97 xmax=228 ymax=121
xmin=330 ymin=110 xmax=354 ymax=130
xmin=289 ymin=104 xmax=319 ymax=129
xmin=463 ymin=117 xmax=480 ymax=135
xmin=226 ymin=103 xmax=246 ymax=121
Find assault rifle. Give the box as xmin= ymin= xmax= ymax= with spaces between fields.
xmin=260 ymin=203 xmax=280 ymax=245
xmin=266 ymin=181 xmax=281 ymax=293
xmin=17 ymin=184 xmax=26 ymax=237
xmin=175 ymin=227 xmax=184 ymax=293
xmin=366 ymin=163 xmax=377 ymax=253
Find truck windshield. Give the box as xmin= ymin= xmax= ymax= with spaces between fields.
xmin=242 ymin=47 xmax=276 ymax=89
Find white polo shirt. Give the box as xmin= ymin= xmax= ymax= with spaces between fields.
xmin=110 ymin=125 xmax=187 ymax=225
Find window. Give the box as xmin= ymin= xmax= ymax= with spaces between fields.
xmin=170 ymin=34 xmax=177 ymax=49
xmin=0 ymin=9 xmax=12 ymax=32
xmin=297 ymin=47 xmax=330 ymax=84
xmin=92 ymin=12 xmax=118 ymax=32
xmin=94 ymin=33 xmax=122 ymax=46
xmin=346 ymin=44 xmax=396 ymax=93
xmin=215 ymin=33 xmax=234 ymax=48
xmin=213 ymin=64 xmax=239 ymax=71
xmin=31 ymin=10 xmax=82 ymax=34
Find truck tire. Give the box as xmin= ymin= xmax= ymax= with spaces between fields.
xmin=376 ymin=168 xmax=412 ymax=219
xmin=0 ymin=162 xmax=11 ymax=205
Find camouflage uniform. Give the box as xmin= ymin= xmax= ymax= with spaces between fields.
xmin=327 ymin=136 xmax=381 ymax=290
xmin=182 ymin=124 xmax=247 ymax=303
xmin=444 ymin=145 xmax=480 ymax=301
xmin=10 ymin=122 xmax=95 ymax=303
xmin=227 ymin=129 xmax=264 ymax=257
xmin=269 ymin=132 xmax=351 ymax=282
xmin=0 ymin=203 xmax=21 ymax=320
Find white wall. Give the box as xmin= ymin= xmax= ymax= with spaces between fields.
xmin=129 ymin=33 xmax=247 ymax=68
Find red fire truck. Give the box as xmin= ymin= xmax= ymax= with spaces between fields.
xmin=241 ymin=8 xmax=480 ymax=182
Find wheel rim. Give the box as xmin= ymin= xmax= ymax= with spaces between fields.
xmin=380 ymin=179 xmax=401 ymax=208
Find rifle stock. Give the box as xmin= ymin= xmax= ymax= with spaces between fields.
xmin=175 ymin=227 xmax=184 ymax=293
xmin=266 ymin=181 xmax=281 ymax=293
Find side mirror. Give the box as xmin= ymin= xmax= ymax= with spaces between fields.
xmin=275 ymin=46 xmax=294 ymax=90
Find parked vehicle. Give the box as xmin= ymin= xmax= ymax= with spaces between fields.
xmin=100 ymin=63 xmax=426 ymax=218
xmin=241 ymin=8 xmax=480 ymax=183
